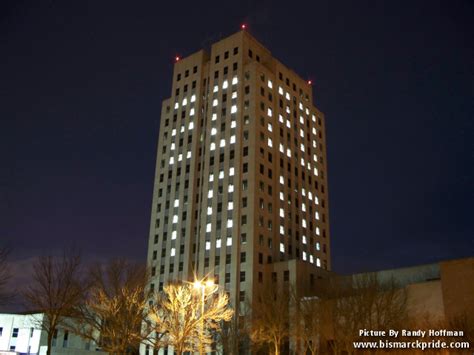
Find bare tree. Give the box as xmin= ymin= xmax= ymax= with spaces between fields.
xmin=216 ymin=313 xmax=249 ymax=355
xmin=249 ymin=283 xmax=290 ymax=355
xmin=292 ymin=295 xmax=326 ymax=355
xmin=0 ymin=246 xmax=12 ymax=306
xmin=69 ymin=259 xmax=153 ymax=354
xmin=23 ymin=249 xmax=87 ymax=355
xmin=327 ymin=273 xmax=407 ymax=355
xmin=150 ymin=282 xmax=233 ymax=355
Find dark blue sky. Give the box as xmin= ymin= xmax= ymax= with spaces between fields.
xmin=1 ymin=0 xmax=473 ymax=274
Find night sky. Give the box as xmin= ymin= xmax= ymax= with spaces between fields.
xmin=1 ymin=1 xmax=473 ymax=277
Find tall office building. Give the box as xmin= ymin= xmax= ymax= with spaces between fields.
xmin=146 ymin=29 xmax=330 ymax=318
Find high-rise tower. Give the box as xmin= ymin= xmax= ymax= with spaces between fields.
xmin=146 ymin=28 xmax=331 ymax=331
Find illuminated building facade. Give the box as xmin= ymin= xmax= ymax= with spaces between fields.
xmin=145 ymin=29 xmax=331 ymax=351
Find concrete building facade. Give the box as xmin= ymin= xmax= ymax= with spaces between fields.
xmin=0 ymin=313 xmax=104 ymax=355
xmin=146 ymin=29 xmax=330 ymax=318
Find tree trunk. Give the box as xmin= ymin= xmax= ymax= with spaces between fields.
xmin=274 ymin=339 xmax=280 ymax=355
xmin=46 ymin=331 xmax=53 ymax=355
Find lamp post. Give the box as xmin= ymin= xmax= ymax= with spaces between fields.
xmin=194 ymin=279 xmax=217 ymax=355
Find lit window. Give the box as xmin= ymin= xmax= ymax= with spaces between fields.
xmin=213 ymin=85 xmax=219 ymax=93
xmin=171 ymin=128 xmax=176 ymax=136
xmin=301 ymin=158 xmax=305 ymax=166
xmin=171 ymin=248 xmax=176 ymax=256
xmin=205 ymin=241 xmax=211 ymax=250
xmin=231 ymin=91 xmax=237 ymax=99
xmin=315 ymin=211 xmax=320 ymax=220
xmin=300 ymin=116 xmax=304 ymax=124
xmin=279 ymin=208 xmax=285 ymax=217
xmin=228 ymin=201 xmax=234 ymax=210
xmin=312 ymin=127 xmax=317 ymax=135
xmin=209 ymin=174 xmax=214 ymax=182
xmin=174 ymin=199 xmax=179 ymax=207
xmin=315 ymin=196 xmax=319 ymax=205
xmin=303 ymin=251 xmax=307 ymax=261
xmin=314 ymin=167 xmax=318 ymax=176
xmin=316 ymin=227 xmax=320 ymax=236
xmin=178 ymin=153 xmax=183 ymax=161
xmin=279 ymin=144 xmax=284 ymax=153
xmin=316 ymin=242 xmax=321 ymax=251
xmin=267 ymin=123 xmax=273 ymax=132
xmin=190 ymin=108 xmax=195 ymax=116
xmin=212 ymin=99 xmax=218 ymax=107
xmin=219 ymin=170 xmax=224 ymax=179
xmin=228 ymin=184 xmax=234 ymax=193
xmin=231 ymin=105 xmax=237 ymax=114
xmin=279 ymin=176 xmax=284 ymax=184
xmin=222 ymin=80 xmax=228 ymax=89
xmin=206 ymin=223 xmax=212 ymax=233
xmin=227 ymin=219 xmax=233 ymax=228
xmin=212 ymin=113 xmax=217 ymax=121
xmin=279 ymin=114 xmax=284 ymax=123
xmin=230 ymin=135 xmax=236 ymax=144
xmin=169 ymin=157 xmax=174 ymax=165
xmin=302 ymin=235 xmax=307 ymax=244
xmin=286 ymin=106 xmax=290 ymax=114
xmin=172 ymin=231 xmax=177 ymax=240
xmin=302 ymin=203 xmax=306 ymax=212
xmin=226 ymin=237 xmax=232 ymax=246
xmin=208 ymin=190 xmax=213 ymax=199
xmin=313 ymin=154 xmax=318 ymax=162
xmin=312 ymin=114 xmax=316 ymax=122
xmin=216 ymin=239 xmax=222 ymax=248
xmin=280 ymin=243 xmax=285 ymax=253
xmin=267 ymin=108 xmax=273 ymax=117
xmin=286 ymin=119 xmax=290 ymax=128
xmin=279 ymin=192 xmax=284 ymax=201
xmin=299 ymin=102 xmax=303 ymax=110
xmin=174 ymin=102 xmax=179 ymax=109
xmin=231 ymin=120 xmax=236 ymax=128
xmin=182 ymin=98 xmax=187 ymax=106
xmin=286 ymin=148 xmax=291 ymax=158
xmin=280 ymin=225 xmax=284 ymax=235
xmin=300 ymin=129 xmax=304 ymax=138
xmin=172 ymin=215 xmax=178 ymax=223
xmin=313 ymin=140 xmax=317 ymax=148
xmin=316 ymin=258 xmax=321 ymax=267
xmin=187 ymin=151 xmax=191 ymax=159
xmin=232 ymin=76 xmax=238 ymax=85
xmin=302 ymin=188 xmax=306 ymax=196
xmin=171 ymin=143 xmax=176 ymax=150
xmin=302 ymin=219 xmax=307 ymax=228
xmin=210 ymin=142 xmax=216 ymax=151
xmin=229 ymin=167 xmax=235 ymax=176
xmin=310 ymin=255 xmax=314 ymax=264
xmin=207 ymin=207 xmax=212 ymax=215
xmin=300 ymin=144 xmax=305 ymax=152
xmin=189 ymin=122 xmax=194 ymax=130
xmin=278 ymin=86 xmax=283 ymax=95
xmin=191 ymin=94 xmax=196 ymax=102
xmin=180 ymin=125 xmax=185 ymax=133
xmin=267 ymin=80 xmax=273 ymax=89
xmin=285 ymin=92 xmax=290 ymax=100
xmin=211 ymin=128 xmax=217 ymax=135
xmin=220 ymin=139 xmax=226 ymax=148
xmin=267 ymin=138 xmax=273 ymax=147
xmin=308 ymin=192 xmax=313 ymax=200
xmin=305 ymin=108 xmax=309 ymax=115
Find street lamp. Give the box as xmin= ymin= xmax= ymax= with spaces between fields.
xmin=193 ymin=279 xmax=218 ymax=355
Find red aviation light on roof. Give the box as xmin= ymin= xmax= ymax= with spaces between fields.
xmin=175 ymin=56 xmax=181 ymax=62
xmin=241 ymin=24 xmax=247 ymax=30
xmin=308 ymin=80 xmax=313 ymax=85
